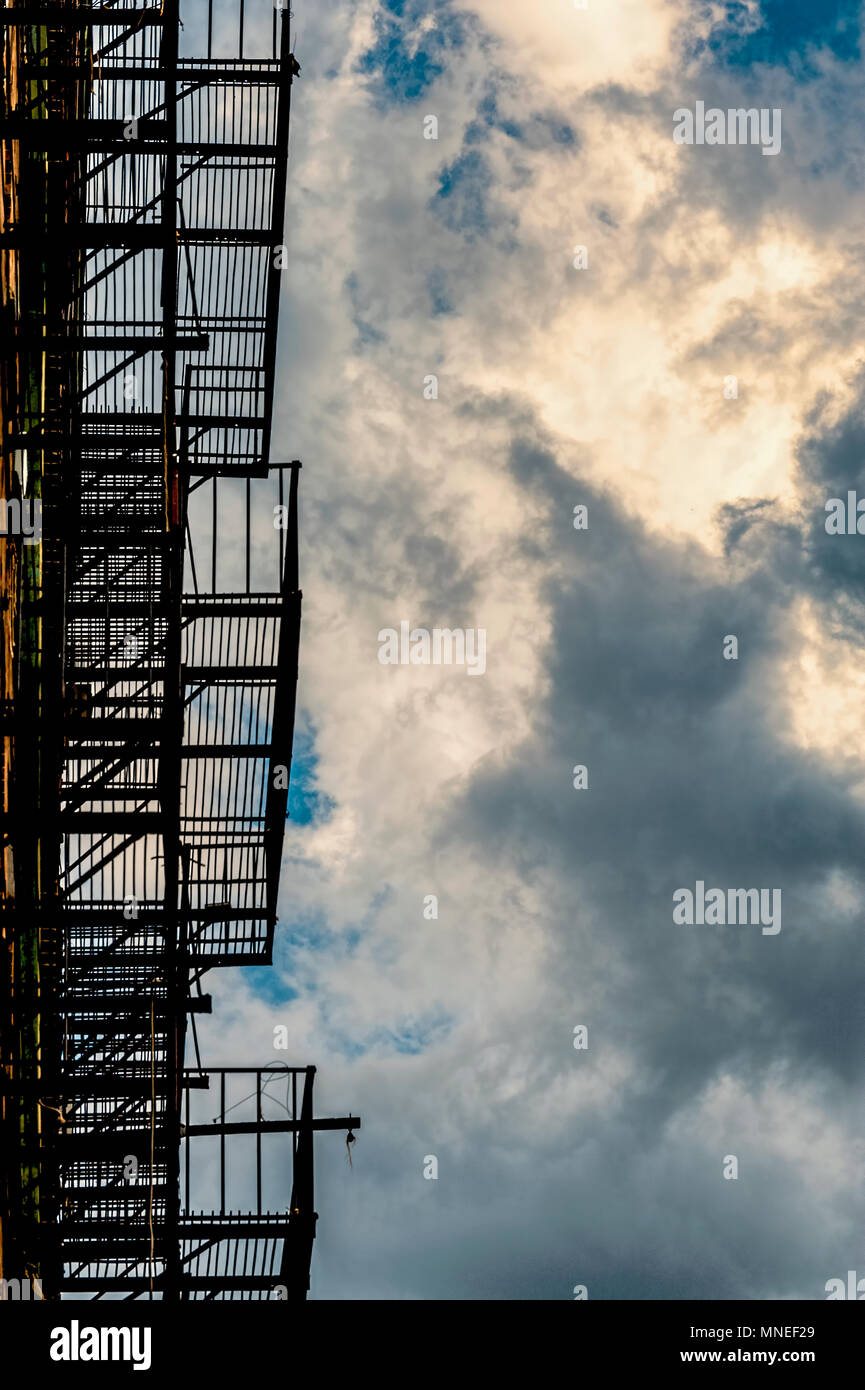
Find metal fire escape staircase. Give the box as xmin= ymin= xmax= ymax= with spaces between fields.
xmin=0 ymin=0 xmax=358 ymax=1301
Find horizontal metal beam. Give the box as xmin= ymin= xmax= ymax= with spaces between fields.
xmin=0 ymin=122 xmax=277 ymax=156
xmin=22 ymin=64 xmax=283 ymax=83
xmin=60 ymin=1219 xmax=289 ymax=1241
xmin=184 ymin=1067 xmax=316 ymax=1076
xmin=60 ymin=743 xmax=276 ymax=761
xmin=58 ymin=1186 xmax=170 ymax=1204
xmin=60 ymin=788 xmax=160 ymax=802
xmin=59 ymin=905 xmax=263 ymax=922
xmin=183 ymin=1117 xmax=361 ymax=1139
xmin=64 ymin=667 xmax=279 ymax=682
xmin=12 ymin=333 xmax=209 ymax=350
xmin=58 ymin=1276 xmax=283 ymax=1292
xmin=37 ymin=1120 xmax=360 ymax=1156
xmin=80 ymin=461 xmax=271 ymax=479
xmin=65 ymin=950 xmax=269 ymax=968
xmin=1 ymin=229 xmax=278 ymax=249
xmin=58 ymin=813 xmax=164 ymax=829
xmin=13 ymin=414 xmax=267 ymax=436
xmin=183 ymin=600 xmax=284 ymax=617
xmin=59 ymin=995 xmax=211 ymax=1014
xmin=0 ymin=1077 xmax=208 ymax=1095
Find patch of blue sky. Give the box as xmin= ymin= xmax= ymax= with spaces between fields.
xmin=427 ymin=267 xmax=455 ymax=316
xmin=244 ymin=910 xmax=347 ymax=1005
xmin=466 ymin=82 xmax=576 ymax=150
xmin=380 ymin=1009 xmax=455 ymax=1054
xmin=354 ymin=319 xmax=386 ymax=347
xmin=693 ymin=0 xmax=860 ymax=72
xmin=549 ymin=121 xmax=576 ymax=146
xmin=357 ymin=0 xmax=470 ymax=107
xmin=280 ymin=913 xmax=346 ymax=959
xmin=434 ymin=148 xmax=494 ymax=239
xmin=433 ymin=147 xmax=520 ymax=250
xmin=433 ymin=85 xmax=572 ymax=245
xmin=471 ymin=89 xmax=523 ymax=143
xmin=242 ymin=964 xmax=299 ymax=1006
xmin=247 ymin=913 xmax=455 ymax=1056
xmin=287 ymin=725 xmax=336 ymax=826
xmin=327 ymin=1007 xmax=456 ymax=1059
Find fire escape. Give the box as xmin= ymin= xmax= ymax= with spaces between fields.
xmin=0 ymin=0 xmax=358 ymax=1300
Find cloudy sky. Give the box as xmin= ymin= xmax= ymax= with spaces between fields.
xmin=195 ymin=0 xmax=865 ymax=1299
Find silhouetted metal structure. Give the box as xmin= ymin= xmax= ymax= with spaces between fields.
xmin=0 ymin=0 xmax=357 ymax=1300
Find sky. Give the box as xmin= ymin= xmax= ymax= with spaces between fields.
xmin=194 ymin=0 xmax=865 ymax=1299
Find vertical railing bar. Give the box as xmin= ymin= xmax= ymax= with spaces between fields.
xmin=256 ymin=1069 xmax=261 ymax=1211
xmin=211 ymin=475 xmax=217 ymax=592
xmin=220 ymin=1072 xmax=225 ymax=1214
xmin=245 ymin=476 xmax=250 ymax=594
